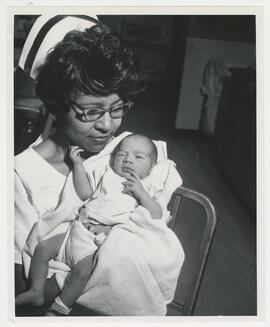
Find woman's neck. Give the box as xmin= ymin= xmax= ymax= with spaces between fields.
xmin=51 ymin=130 xmax=70 ymax=160
xmin=34 ymin=129 xmax=95 ymax=173
xmin=32 ymin=131 xmax=72 ymax=176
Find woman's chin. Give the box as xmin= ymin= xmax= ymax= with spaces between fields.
xmin=84 ymin=136 xmax=113 ymax=153
xmin=83 ymin=143 xmax=106 ymax=155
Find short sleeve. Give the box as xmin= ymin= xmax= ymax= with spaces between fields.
xmin=14 ymin=172 xmax=39 ymax=264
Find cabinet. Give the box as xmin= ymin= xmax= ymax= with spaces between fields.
xmin=121 ymin=16 xmax=173 ymax=86
xmin=100 ymin=15 xmax=174 ymax=86
xmin=14 ymin=96 xmax=46 ymax=155
xmin=215 ymin=68 xmax=256 ymax=215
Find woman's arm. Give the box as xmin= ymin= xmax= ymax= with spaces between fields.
xmin=122 ymin=172 xmax=162 ymax=220
xmin=69 ymin=146 xmax=93 ymax=201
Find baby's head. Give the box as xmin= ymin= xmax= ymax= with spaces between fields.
xmin=113 ymin=134 xmax=158 ymax=179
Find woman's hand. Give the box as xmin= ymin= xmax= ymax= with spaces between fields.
xmin=69 ymin=145 xmax=84 ymax=165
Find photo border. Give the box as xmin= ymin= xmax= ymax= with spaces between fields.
xmin=2 ymin=1 xmax=268 ymax=326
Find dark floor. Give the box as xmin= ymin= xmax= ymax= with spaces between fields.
xmin=119 ymin=86 xmax=257 ymax=316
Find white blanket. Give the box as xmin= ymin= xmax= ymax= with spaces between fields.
xmin=22 ymin=134 xmax=184 ymax=315
xmin=74 ymin=206 xmax=184 ymax=316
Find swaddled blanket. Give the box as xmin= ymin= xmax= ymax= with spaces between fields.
xmin=75 ymin=206 xmax=184 ymax=315
xmin=22 ymin=132 xmax=184 ymax=315
xmin=81 ymin=158 xmax=178 ymax=226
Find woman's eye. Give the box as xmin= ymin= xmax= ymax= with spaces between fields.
xmin=136 ymin=156 xmax=144 ymax=159
xmin=112 ymin=106 xmax=123 ymax=113
xmin=86 ymin=109 xmax=102 ymax=115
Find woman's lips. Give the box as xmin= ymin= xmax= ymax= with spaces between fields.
xmin=88 ymin=135 xmax=111 ymax=143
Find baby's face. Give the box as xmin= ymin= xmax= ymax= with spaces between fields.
xmin=113 ymin=136 xmax=154 ymax=179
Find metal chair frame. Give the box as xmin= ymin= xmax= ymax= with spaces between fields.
xmin=168 ymin=186 xmax=217 ymax=315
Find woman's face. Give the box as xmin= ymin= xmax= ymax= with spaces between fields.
xmin=61 ymin=93 xmax=123 ymax=153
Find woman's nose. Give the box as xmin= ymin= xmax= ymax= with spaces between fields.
xmin=95 ymin=112 xmax=113 ymax=133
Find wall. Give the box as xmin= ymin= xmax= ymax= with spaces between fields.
xmin=99 ymin=15 xmax=174 ymax=86
xmin=175 ymin=37 xmax=256 ymax=130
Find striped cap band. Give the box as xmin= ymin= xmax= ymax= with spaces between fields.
xmin=18 ymin=14 xmax=98 ymax=79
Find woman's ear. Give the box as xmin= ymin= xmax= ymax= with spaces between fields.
xmin=54 ymin=112 xmax=66 ymax=128
xmin=42 ymin=112 xmax=56 ymax=140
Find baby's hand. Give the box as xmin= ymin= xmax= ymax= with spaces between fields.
xmin=69 ymin=145 xmax=84 ymax=165
xmin=122 ymin=171 xmax=146 ymax=199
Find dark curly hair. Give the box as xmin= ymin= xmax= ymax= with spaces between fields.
xmin=35 ymin=23 xmax=147 ymax=116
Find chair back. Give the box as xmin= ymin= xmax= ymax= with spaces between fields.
xmin=167 ymin=186 xmax=217 ymax=315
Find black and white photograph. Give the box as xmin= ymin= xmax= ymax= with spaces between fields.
xmin=4 ymin=3 xmax=267 ymax=324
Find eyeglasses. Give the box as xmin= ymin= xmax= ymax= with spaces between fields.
xmin=70 ymin=100 xmax=134 ymax=122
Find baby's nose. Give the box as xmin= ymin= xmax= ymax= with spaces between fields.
xmin=124 ymin=155 xmax=133 ymax=163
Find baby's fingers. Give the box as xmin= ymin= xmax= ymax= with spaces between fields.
xmin=69 ymin=145 xmax=83 ymax=152
xmin=123 ymin=174 xmax=137 ymax=182
xmin=127 ymin=171 xmax=139 ymax=180
xmin=70 ymin=147 xmax=84 ymax=157
xmin=74 ymin=149 xmax=84 ymax=156
xmin=122 ymin=181 xmax=134 ymax=187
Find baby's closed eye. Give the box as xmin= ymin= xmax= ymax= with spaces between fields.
xmin=116 ymin=151 xmax=125 ymax=157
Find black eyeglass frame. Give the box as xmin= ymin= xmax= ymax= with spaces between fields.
xmin=70 ymin=100 xmax=134 ymax=122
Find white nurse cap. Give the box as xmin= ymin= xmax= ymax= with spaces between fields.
xmin=18 ymin=14 xmax=99 ymax=79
